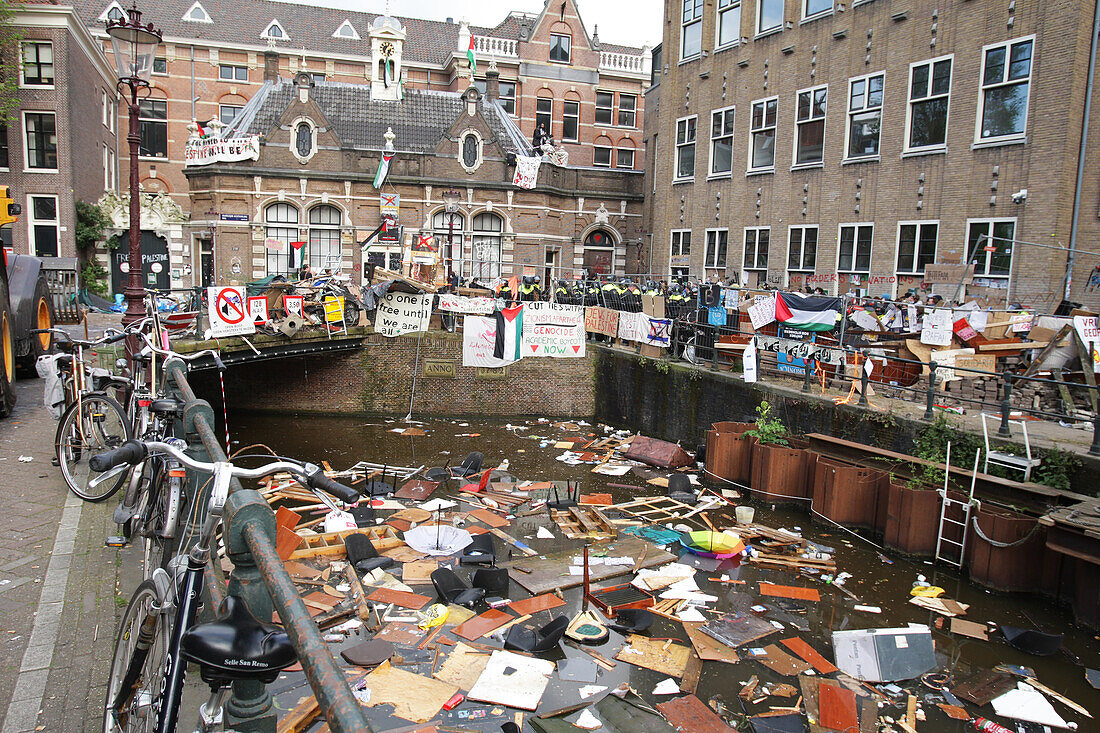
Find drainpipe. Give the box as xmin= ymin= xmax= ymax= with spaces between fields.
xmin=1068 ymin=0 xmax=1100 ymax=299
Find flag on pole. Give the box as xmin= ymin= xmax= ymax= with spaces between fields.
xmin=467 ymin=37 xmax=477 ymax=73
xmin=372 ymin=152 xmax=394 ymax=189
xmin=775 ymin=291 xmax=843 ymax=332
xmin=493 ymin=304 xmax=523 ymax=361
xmin=383 ymin=57 xmax=392 ymax=87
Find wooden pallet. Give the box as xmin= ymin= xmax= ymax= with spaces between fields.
xmin=550 ymin=505 xmax=617 ymax=540
xmin=287 ymin=526 xmax=400 ymax=560
xmin=607 ymin=496 xmax=698 ymax=524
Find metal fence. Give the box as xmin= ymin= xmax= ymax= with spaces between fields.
xmin=40 ymin=257 xmax=80 ymax=323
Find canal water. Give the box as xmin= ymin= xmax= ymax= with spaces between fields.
xmin=229 ymin=412 xmax=1099 ymax=731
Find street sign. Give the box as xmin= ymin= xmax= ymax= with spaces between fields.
xmin=248 ymin=296 xmax=269 ymax=325
xmin=283 ymin=294 xmax=304 ymax=319
xmin=207 ymin=286 xmax=256 ymax=337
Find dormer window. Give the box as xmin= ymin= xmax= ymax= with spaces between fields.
xmin=459 ymin=130 xmax=483 ymax=173
xmin=182 ymin=1 xmax=212 ymax=23
xmin=100 ymin=1 xmax=126 ymax=22
xmin=262 ymin=19 xmax=289 ymax=41
xmin=549 ymin=33 xmax=571 ymax=63
xmin=333 ymin=20 xmax=360 ymax=40
xmin=290 ymin=116 xmax=317 ymax=164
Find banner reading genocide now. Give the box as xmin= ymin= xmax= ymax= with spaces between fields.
xmin=374 ymin=292 xmax=433 ymax=337
xmin=522 ymin=302 xmax=585 ymax=357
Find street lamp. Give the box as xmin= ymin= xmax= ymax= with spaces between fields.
xmin=442 ymin=188 xmax=461 ymax=282
xmin=107 ymin=3 xmax=161 ymax=354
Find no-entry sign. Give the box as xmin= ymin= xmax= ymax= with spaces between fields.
xmin=207 ymin=286 xmax=256 ymax=337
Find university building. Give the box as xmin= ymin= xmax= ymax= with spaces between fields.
xmin=644 ymin=0 xmax=1100 ymax=309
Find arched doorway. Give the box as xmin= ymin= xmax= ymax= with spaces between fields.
xmin=583 ymin=229 xmax=616 ymax=277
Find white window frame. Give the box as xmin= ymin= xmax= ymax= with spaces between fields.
xmin=535 ymin=97 xmax=553 ymax=138
xmin=22 ymin=110 xmax=58 ymax=172
xmin=498 ymin=81 xmax=517 ymax=115
xmin=708 ymin=105 xmax=735 ymax=178
xmin=975 ymin=36 xmax=1034 ymax=145
xmin=716 ymin=0 xmax=742 ymax=50
xmin=152 ymin=56 xmax=168 ymax=76
xmin=593 ymin=144 xmax=612 ymax=167
xmin=595 ymin=91 xmax=614 ymax=126
xmin=562 ymin=100 xmax=580 ymax=142
xmin=333 ymin=20 xmax=360 ymax=40
xmin=616 ymin=146 xmax=635 ymax=169
xmin=28 ymin=194 xmax=59 ymax=258
xmin=681 ymin=0 xmax=704 ymax=61
xmin=836 ymin=223 xmax=874 ymax=275
xmin=307 ymin=205 xmax=342 ymax=272
xmin=103 ymin=145 xmax=110 ymax=191
xmin=182 ymin=1 xmax=213 ymax=23
xmin=705 ymin=228 xmax=729 ymax=271
xmin=19 ymin=41 xmax=54 ymax=89
xmin=549 ymin=33 xmax=572 ymax=64
xmin=786 ymin=225 xmax=818 ymax=273
xmin=803 ymin=0 xmax=833 ymax=20
xmin=905 ymin=55 xmax=952 ymax=153
xmin=748 ymin=96 xmax=778 ymax=172
xmin=757 ymin=0 xmax=784 ymax=36
xmin=793 ymin=84 xmax=827 ymax=167
xmin=618 ymin=94 xmax=637 ymax=128
xmin=108 ymin=148 xmax=116 ymax=191
xmin=895 ymin=220 xmax=939 ymax=275
xmin=98 ymin=2 xmax=126 ymax=23
xmin=261 ymin=19 xmax=289 ymax=41
xmin=674 ymin=114 xmax=697 ymax=181
xmin=844 ymin=72 xmax=885 ymax=161
xmin=219 ymin=104 xmax=243 ymax=127
xmin=102 ymin=89 xmax=110 ymax=128
xmin=965 ymin=217 xmax=1016 ymax=281
xmin=743 ymin=227 xmax=770 ymax=274
xmin=0 ymin=124 xmax=9 ymax=171
xmin=219 ymin=64 xmax=248 ymax=81
xmin=264 ymin=202 xmax=300 ymax=277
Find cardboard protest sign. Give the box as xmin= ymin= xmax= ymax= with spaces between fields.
xmin=748 ymin=295 xmax=776 ymax=330
xmin=374 ymin=292 xmax=432 ymax=337
xmin=921 ymin=308 xmax=954 ymax=346
xmin=521 ymin=302 xmax=585 ymax=357
xmin=438 ymin=294 xmax=496 ymax=315
xmin=207 ymin=286 xmax=255 ymax=338
xmin=584 ymin=307 xmax=619 ymax=337
xmin=462 ymin=314 xmax=521 ymax=367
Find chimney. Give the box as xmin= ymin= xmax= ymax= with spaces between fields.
xmin=263 ymin=49 xmax=280 ymax=82
xmin=485 ymin=66 xmax=499 ymax=101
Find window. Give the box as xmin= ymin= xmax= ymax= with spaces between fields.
xmin=595 ymin=92 xmax=614 ymax=125
xmin=706 ymin=229 xmax=729 ymax=270
xmin=0 ymin=125 xmax=8 ymax=169
xmin=908 ymin=57 xmax=951 ymax=151
xmin=758 ymin=0 xmax=784 ymax=34
xmin=499 ymin=81 xmax=516 ymax=115
xmin=433 ymin=210 xmax=464 ymax=275
xmin=308 ymin=205 xmax=341 ymax=272
xmin=978 ymin=37 xmax=1033 ymax=141
xmin=795 ymin=86 xmax=827 ymax=165
xmin=471 ymin=212 xmax=503 ymax=280
xmin=108 ymin=149 xmax=116 ymax=191
xmin=182 ymin=1 xmax=212 ymax=23
xmin=333 ymin=20 xmax=359 ymax=40
xmin=549 ymin=33 xmax=571 ymax=63
xmin=650 ymin=44 xmax=662 ymax=87
xmin=103 ymin=145 xmax=110 ymax=190
xmin=670 ymin=230 xmax=691 ymax=276
xmin=309 ymin=73 xmax=326 ymax=84
xmin=29 ymin=196 xmax=59 ymax=257
xmin=967 ymin=219 xmax=1015 ymax=278
xmin=153 ymin=57 xmax=168 ymax=75
xmin=21 ymin=42 xmax=54 ymax=86
xmin=103 ymin=94 xmax=116 ymax=133
xmin=787 ymin=226 xmax=818 ymax=272
xmin=219 ymin=105 xmax=243 ymax=126
xmin=219 ymin=64 xmax=248 ymax=81
xmin=461 ymin=133 xmax=481 ymax=169
xmin=563 ymin=101 xmax=579 ymax=142
xmin=675 ymin=115 xmax=697 ymax=180
xmin=896 ymin=221 xmax=938 ymax=274
xmin=847 ymin=73 xmax=884 ymax=158
xmin=717 ymin=0 xmax=742 ymax=48
xmin=138 ymin=100 xmax=167 ymax=158
xmin=749 ymin=97 xmax=777 ymax=170
xmin=838 ymin=224 xmax=873 ymax=274
xmin=106 ymin=5 xmax=125 ymax=21
xmin=24 ymin=112 xmax=57 ymax=169
xmin=262 ymin=20 xmax=287 ymax=40
xmin=743 ymin=228 xmax=769 ymax=273
xmin=535 ymin=98 xmax=552 ymax=138
xmin=709 ymin=106 xmax=735 ymax=175
xmin=293 ymin=122 xmax=314 ymax=160
xmin=618 ymin=94 xmax=637 ymax=127
xmin=593 ymin=143 xmax=612 ymax=167
xmin=804 ymin=0 xmax=832 ymax=19
xmin=616 ymin=146 xmax=635 ymax=169
xmin=681 ymin=0 xmax=703 ymax=60
xmin=265 ymin=203 xmax=299 ymax=277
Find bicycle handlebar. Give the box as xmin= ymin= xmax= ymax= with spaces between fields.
xmin=138 ymin=331 xmax=225 ymax=369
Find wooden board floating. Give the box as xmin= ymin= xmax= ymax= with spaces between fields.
xmin=550 ymin=505 xmax=617 ymax=541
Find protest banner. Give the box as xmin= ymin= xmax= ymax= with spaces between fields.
xmin=921 ymin=308 xmax=954 ymax=346
xmin=438 ymin=294 xmax=496 ymax=315
xmin=584 ymin=306 xmax=619 ymax=337
xmin=462 ymin=315 xmax=521 ymax=367
xmin=744 ymin=338 xmax=758 ymax=383
xmin=207 ymin=286 xmax=255 ymax=338
xmin=753 ymin=335 xmax=845 ymax=365
xmin=522 ymin=302 xmax=585 ymax=357
xmin=643 ymin=317 xmax=672 ymax=346
xmin=748 ymin=295 xmax=776 ymax=330
xmin=374 ymin=292 xmax=432 ymax=337
xmin=617 ymin=310 xmax=647 ymax=342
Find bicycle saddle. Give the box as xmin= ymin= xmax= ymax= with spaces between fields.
xmin=180 ymin=596 xmax=297 ymax=682
xmin=148 ymin=396 xmax=185 ymax=416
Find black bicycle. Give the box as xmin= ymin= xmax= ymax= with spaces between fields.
xmin=96 ymin=439 xmax=359 ymax=733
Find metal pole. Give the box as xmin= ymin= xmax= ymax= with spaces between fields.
xmin=122 ymin=84 xmax=145 ymax=360
xmin=924 ymin=362 xmax=937 ymax=421
xmin=1091 ymin=412 xmax=1100 ymax=456
xmin=998 ymin=372 xmax=1014 ymax=437
xmin=858 ymin=355 xmax=869 ymax=406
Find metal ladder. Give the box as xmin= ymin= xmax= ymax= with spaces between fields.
xmin=934 ymin=442 xmax=982 ymax=567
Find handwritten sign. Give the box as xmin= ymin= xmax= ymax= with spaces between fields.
xmin=644 ymin=317 xmax=672 ymax=346
xmin=748 ymin=295 xmax=776 ymax=330
xmin=522 ymin=302 xmax=585 ymax=357
xmin=374 ymin=292 xmax=432 ymax=337
xmin=921 ymin=308 xmax=954 ymax=346
xmin=744 ymin=338 xmax=758 ymax=383
xmin=754 ymin=335 xmax=845 ymax=366
xmin=617 ymin=310 xmax=647 ymax=342
xmin=584 ymin=307 xmax=619 ymax=337
xmin=923 ymin=263 xmax=974 ymax=285
xmin=184 ymin=135 xmax=260 ymax=167
xmin=462 ymin=315 xmax=519 ymax=367
xmin=438 ymin=294 xmax=496 ymax=315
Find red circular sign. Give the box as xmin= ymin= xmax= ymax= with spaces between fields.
xmin=215 ymin=289 xmax=247 ymax=324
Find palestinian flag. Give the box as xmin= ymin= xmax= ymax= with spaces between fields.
xmin=467 ymin=36 xmax=477 ymax=73
xmin=775 ymin=291 xmax=842 ymax=332
xmin=372 ymin=152 xmax=393 ymax=189
xmin=493 ymin=304 xmax=523 ymax=362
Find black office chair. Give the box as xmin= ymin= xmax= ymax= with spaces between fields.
xmin=504 ymin=615 xmax=569 ymax=653
xmin=608 ymin=608 xmax=654 ymax=634
xmin=472 ymin=567 xmax=509 ymax=596
xmin=450 ymin=452 xmax=484 ymax=478
xmin=460 ymin=533 xmax=496 ymax=566
xmin=344 ymin=533 xmax=394 ymax=574
xmin=430 ymin=568 xmax=485 ymax=609
xmin=667 ymin=473 xmax=698 ymax=505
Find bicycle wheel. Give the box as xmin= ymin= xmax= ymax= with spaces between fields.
xmin=103 ymin=578 xmax=172 ymax=733
xmin=56 ymin=393 xmax=133 ymax=502
xmin=138 ymin=461 xmax=183 ymax=578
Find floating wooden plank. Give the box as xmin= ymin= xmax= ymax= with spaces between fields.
xmin=615 ymin=634 xmax=691 ymax=678
xmin=819 ymin=682 xmax=858 ymax=733
xmin=366 ymin=588 xmax=431 ymax=610
xmin=760 ymin=583 xmax=821 ymax=602
xmin=401 ymin=560 xmax=439 ymax=585
xmin=276 ymin=695 xmax=321 ymax=733
xmin=431 ymin=642 xmax=490 ymax=692
xmin=607 ymin=496 xmax=699 ymax=524
xmin=683 ymin=622 xmax=740 ymax=664
xmin=359 ymin=661 xmax=457 ymax=724
xmin=502 ymin=535 xmax=676 ymax=595
xmin=288 ymin=527 xmax=400 ymax=560
xmin=453 ymin=609 xmax=516 ymax=642
xmin=394 ymin=479 xmax=441 ymax=501
xmin=507 ymin=593 xmax=566 ymax=617
xmin=949 ymin=618 xmax=989 ymax=640
xmin=656 ymin=694 xmax=734 ymax=733
xmin=780 ymin=637 xmax=838 ymax=674
xmin=549 ymin=505 xmax=617 ymax=541
xmin=374 ymin=622 xmax=425 ymax=646
xmin=953 ymin=670 xmax=1017 ymax=706
xmin=467 ymin=508 xmax=510 ymax=528
xmin=276 ymin=525 xmax=304 ymax=561
xmin=680 ymin=653 xmax=704 ymax=695
xmin=486 ymin=527 xmax=539 ymax=557
xmin=758 ymin=644 xmax=814 ymax=677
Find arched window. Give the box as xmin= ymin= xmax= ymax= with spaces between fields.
xmin=433 ymin=210 xmax=466 ymax=277
xmin=295 ymin=122 xmax=313 ymax=159
xmin=308 ymin=205 xmax=342 ymax=272
xmin=583 ymin=229 xmax=615 ymax=276
xmin=265 ymin=202 xmax=299 ymax=277
xmin=616 ymin=139 xmax=636 ymax=170
xmin=462 ymin=133 xmax=479 ymax=169
xmin=471 ymin=212 xmax=503 ymax=280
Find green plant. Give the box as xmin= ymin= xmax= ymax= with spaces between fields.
xmin=654 ymin=360 xmax=670 ymax=374
xmin=743 ymin=400 xmax=791 ymax=446
xmin=75 ymin=200 xmax=112 ymax=253
xmin=0 ymin=4 xmax=24 ymax=123
xmin=81 ymin=262 xmax=109 ymax=296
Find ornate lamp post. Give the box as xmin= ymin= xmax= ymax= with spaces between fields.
xmin=107 ymin=4 xmax=161 ymax=353
xmin=442 ymin=188 xmax=461 ymax=281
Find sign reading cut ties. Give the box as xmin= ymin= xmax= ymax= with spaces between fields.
xmin=748 ymin=295 xmax=777 ymax=330
xmin=375 ymin=291 xmax=433 ymax=337
xmin=522 ymin=302 xmax=585 ymax=357
xmin=207 ymin=286 xmax=256 ymax=338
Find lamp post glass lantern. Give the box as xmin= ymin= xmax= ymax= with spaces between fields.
xmin=107 ymin=4 xmax=161 ymax=347
xmin=442 ymin=189 xmax=461 ymax=280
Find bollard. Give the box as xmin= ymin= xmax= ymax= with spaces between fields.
xmin=858 ymin=357 xmax=869 ymax=406
xmin=802 ymin=358 xmax=813 ymax=393
xmin=924 ymin=362 xmax=937 ymax=421
xmin=710 ymin=326 xmax=719 ymax=371
xmin=998 ymin=373 xmax=1014 ymax=437
xmin=1091 ymin=413 xmax=1100 ymax=456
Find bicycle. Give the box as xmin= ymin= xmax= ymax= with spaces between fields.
xmin=95 ymin=439 xmax=359 ymax=733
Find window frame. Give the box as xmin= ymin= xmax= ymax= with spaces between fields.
xmin=716 ymin=0 xmax=742 ymax=50
xmin=498 ymin=81 xmax=517 ymax=115
xmin=593 ymin=145 xmax=612 ymax=167
xmin=595 ymin=91 xmax=614 ymax=126
xmin=20 ymin=41 xmax=54 ymax=88
xmin=28 ymin=194 xmax=60 ymax=258
xmin=757 ymin=0 xmax=785 ymax=36
xmin=845 ymin=72 xmax=885 ymax=161
xmin=743 ymin=226 xmax=770 ymax=273
xmin=307 ymin=204 xmax=342 ymax=272
xmin=549 ymin=33 xmax=572 ymax=64
xmin=22 ymin=111 xmax=58 ymax=172
xmin=674 ymin=114 xmax=698 ymax=182
xmin=708 ymin=105 xmax=735 ymax=178
xmin=786 ymin=225 xmax=818 ymax=273
xmin=562 ymin=100 xmax=580 ymax=142
xmin=966 ymin=217 xmax=1016 ymax=280
xmin=895 ymin=220 xmax=939 ymax=275
xmin=470 ymin=212 xmax=504 ymax=280
xmin=616 ymin=146 xmax=635 ymax=169
xmin=152 ymin=56 xmax=168 ymax=76
xmin=905 ymin=54 xmax=952 ymax=153
xmin=836 ymin=223 xmax=874 ymax=275
xmin=975 ymin=36 xmax=1034 ymax=145
xmin=705 ymin=228 xmax=729 ymax=271
xmin=748 ymin=96 xmax=778 ymax=173
xmin=802 ymin=0 xmax=833 ymax=21
xmin=535 ymin=97 xmax=553 ymax=139
xmin=219 ymin=64 xmax=248 ymax=81
xmin=618 ymin=94 xmax=637 ymax=128
xmin=0 ymin=124 xmax=9 ymax=170
xmin=681 ymin=0 xmax=704 ymax=61
xmin=669 ymin=229 xmax=692 ymax=276
xmin=138 ymin=99 xmax=168 ymax=159
xmin=219 ymin=104 xmax=244 ymax=127
xmin=793 ymin=84 xmax=827 ymax=167
xmin=264 ymin=202 xmax=300 ymax=277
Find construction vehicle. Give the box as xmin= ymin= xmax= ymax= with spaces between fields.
xmin=1 ymin=185 xmax=57 ymax=418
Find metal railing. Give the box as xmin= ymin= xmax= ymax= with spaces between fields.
xmin=161 ymin=358 xmax=372 ymax=732
xmin=41 ymin=257 xmax=81 ymax=323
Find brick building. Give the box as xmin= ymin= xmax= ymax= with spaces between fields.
xmin=1 ymin=2 xmax=118 ymax=259
xmin=185 ymin=28 xmax=644 ymax=286
xmin=644 ymin=0 xmax=1100 ymax=309
xmin=66 ymin=0 xmax=651 ymax=289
